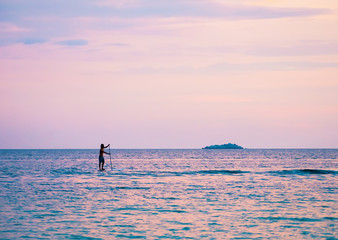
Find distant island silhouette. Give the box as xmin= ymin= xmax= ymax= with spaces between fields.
xmin=203 ymin=143 xmax=244 ymax=149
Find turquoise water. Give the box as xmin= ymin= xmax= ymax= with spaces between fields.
xmin=0 ymin=149 xmax=337 ymax=239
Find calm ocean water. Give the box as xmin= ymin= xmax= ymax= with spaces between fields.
xmin=0 ymin=149 xmax=337 ymax=239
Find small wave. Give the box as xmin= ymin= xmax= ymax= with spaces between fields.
xmin=160 ymin=169 xmax=248 ymax=177
xmin=269 ymin=169 xmax=337 ymax=175
xmin=51 ymin=168 xmax=92 ymax=175
xmin=154 ymin=169 xmax=248 ymax=176
xmin=192 ymin=170 xmax=247 ymax=175
xmin=68 ymin=235 xmax=104 ymax=240
xmin=113 ymin=170 xmax=248 ymax=177
xmin=109 ymin=170 xmax=250 ymax=177
xmin=258 ymin=216 xmax=336 ymax=222
xmin=113 ymin=186 xmax=150 ymax=190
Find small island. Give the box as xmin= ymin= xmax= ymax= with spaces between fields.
xmin=203 ymin=143 xmax=244 ymax=149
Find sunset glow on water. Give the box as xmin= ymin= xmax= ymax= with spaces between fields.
xmin=1 ymin=149 xmax=337 ymax=239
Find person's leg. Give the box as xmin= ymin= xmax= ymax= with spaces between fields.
xmin=102 ymin=161 xmax=105 ymax=170
xmin=99 ymin=157 xmax=104 ymax=170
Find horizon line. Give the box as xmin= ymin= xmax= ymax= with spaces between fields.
xmin=0 ymin=148 xmax=337 ymax=150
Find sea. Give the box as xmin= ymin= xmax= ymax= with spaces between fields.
xmin=0 ymin=149 xmax=337 ymax=239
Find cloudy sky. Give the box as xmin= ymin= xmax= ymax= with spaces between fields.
xmin=1 ymin=0 xmax=338 ymax=149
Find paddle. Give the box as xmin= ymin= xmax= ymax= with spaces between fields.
xmin=109 ymin=145 xmax=112 ymax=170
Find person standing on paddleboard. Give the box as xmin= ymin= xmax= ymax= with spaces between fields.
xmin=99 ymin=144 xmax=110 ymax=171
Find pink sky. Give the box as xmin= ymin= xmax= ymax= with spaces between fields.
xmin=1 ymin=0 xmax=338 ymax=148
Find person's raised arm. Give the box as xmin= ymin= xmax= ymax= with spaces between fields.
xmin=104 ymin=144 xmax=110 ymax=148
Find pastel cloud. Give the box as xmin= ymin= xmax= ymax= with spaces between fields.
xmin=57 ymin=39 xmax=88 ymax=46
xmin=95 ymin=0 xmax=331 ymax=19
xmin=0 ymin=0 xmax=331 ymax=21
xmin=0 ymin=0 xmax=333 ymax=48
xmin=117 ymin=61 xmax=338 ymax=76
xmin=23 ymin=39 xmax=47 ymax=45
xmin=247 ymin=42 xmax=338 ymax=56
xmin=0 ymin=22 xmax=30 ymax=33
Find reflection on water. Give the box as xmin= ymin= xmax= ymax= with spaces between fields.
xmin=0 ymin=149 xmax=337 ymax=239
